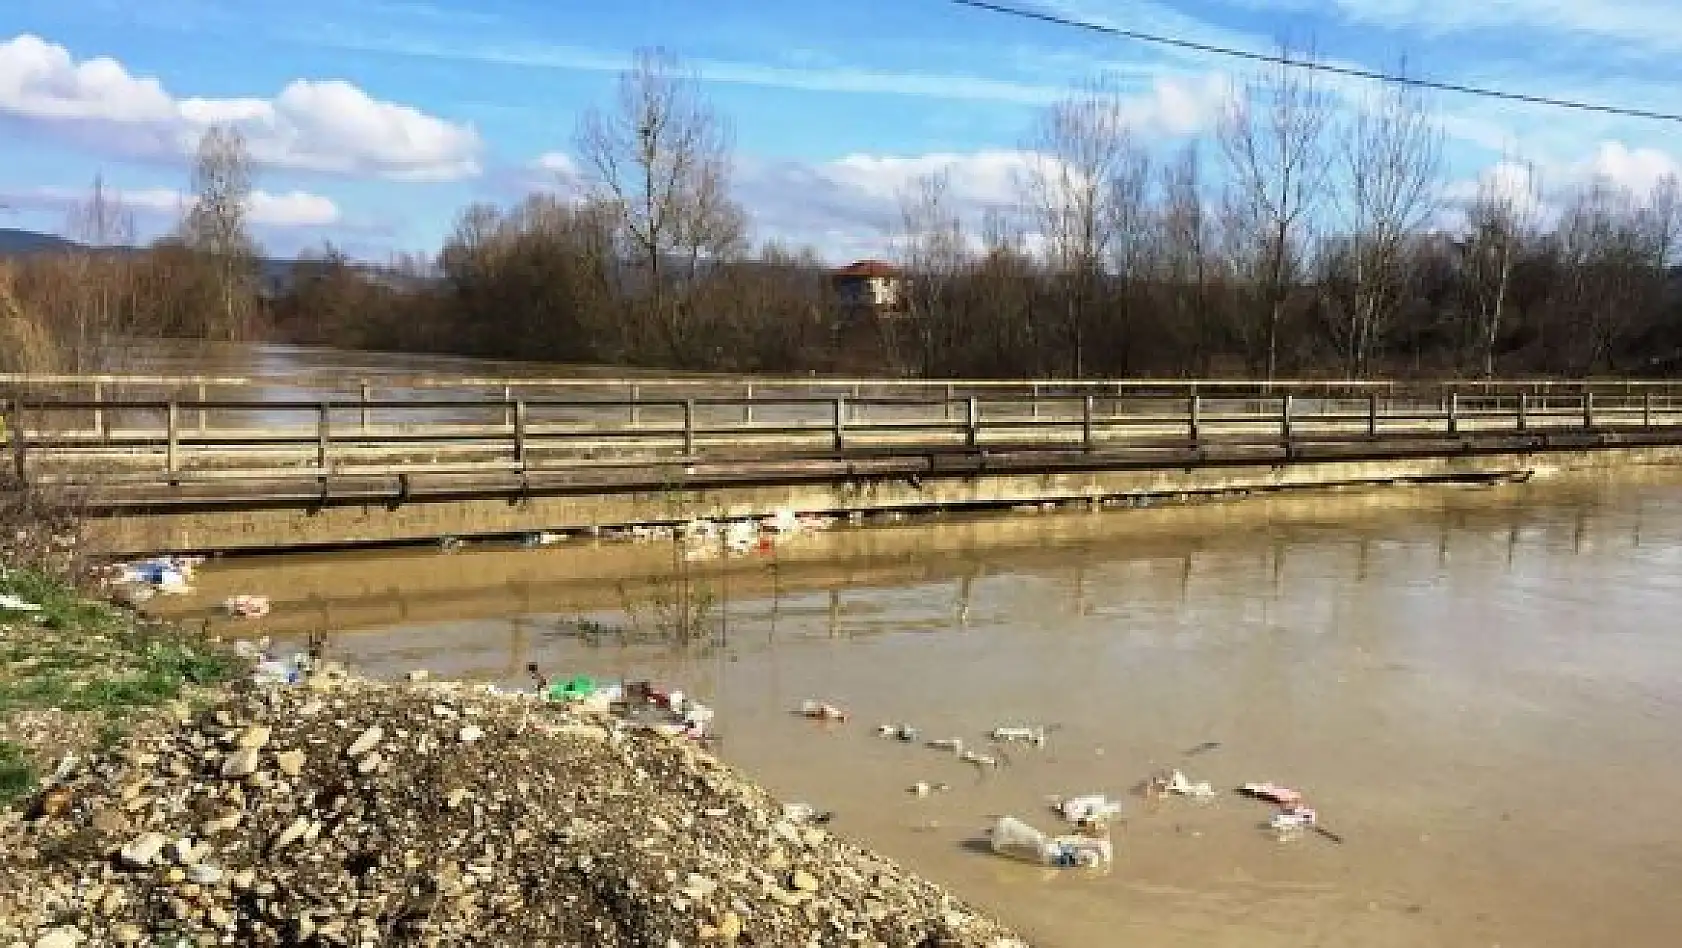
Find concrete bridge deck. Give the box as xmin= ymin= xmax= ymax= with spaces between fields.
xmin=5 ymin=378 xmax=1681 ymax=554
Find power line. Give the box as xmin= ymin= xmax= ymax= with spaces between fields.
xmin=947 ymin=0 xmax=1682 ymax=124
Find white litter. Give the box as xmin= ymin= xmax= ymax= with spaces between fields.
xmin=0 ymin=594 xmax=42 ymax=612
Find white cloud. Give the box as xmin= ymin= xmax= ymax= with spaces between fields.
xmin=7 ymin=184 xmax=342 ymax=228
xmin=1576 ymin=141 xmax=1681 ymax=197
xmin=0 ymin=33 xmax=483 ymax=181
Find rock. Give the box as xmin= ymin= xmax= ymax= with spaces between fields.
xmin=790 ymin=870 xmax=820 ymax=893
xmin=164 ymin=867 xmax=186 ymax=884
xmin=169 ymin=837 xmax=201 ymax=865
xmin=202 ymin=810 xmax=243 ymax=835
xmin=718 ymin=911 xmax=743 ymax=940
xmin=458 ymin=725 xmax=485 ymax=744
xmin=229 ymin=869 xmax=257 ymax=891
xmin=111 ymin=925 xmax=142 ymax=946
xmin=274 ymin=749 xmax=306 ymax=777
xmin=33 ymin=928 xmax=81 ymax=948
xmin=357 ymin=751 xmax=383 ymax=775
xmin=446 ymin=789 xmax=470 ymax=809
xmin=119 ymin=832 xmax=167 ymax=868
xmin=187 ymin=864 xmax=223 ymax=885
xmin=220 ymin=747 xmax=260 ymax=779
xmin=406 ymin=669 xmax=430 ymax=682
xmin=235 ymin=725 xmax=272 ymax=750
xmin=273 ymin=816 xmax=310 ymax=852
xmin=345 ymin=725 xmax=384 ymax=758
xmin=89 ymin=808 xmax=128 ymax=835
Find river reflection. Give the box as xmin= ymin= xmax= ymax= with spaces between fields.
xmin=155 ymin=472 xmax=1682 ymax=947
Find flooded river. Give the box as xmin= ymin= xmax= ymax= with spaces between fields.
xmin=149 ymin=471 xmax=1682 ymax=947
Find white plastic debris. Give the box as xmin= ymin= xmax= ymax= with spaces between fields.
xmin=989 ymin=726 xmax=1047 ymax=747
xmin=1166 ymin=770 xmax=1216 ymax=799
xmin=989 ymin=816 xmax=1112 ymax=868
xmin=0 ymin=593 xmax=42 ymax=612
xmin=222 ymin=595 xmax=271 ymax=618
xmin=1051 ymin=794 xmax=1124 ymax=826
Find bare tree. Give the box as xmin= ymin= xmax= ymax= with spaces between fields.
xmin=58 ymin=174 xmax=137 ymax=367
xmin=894 ymin=171 xmax=969 ymax=376
xmin=575 ymin=48 xmax=747 ymax=362
xmin=1151 ymin=143 xmax=1221 ymax=374
xmin=180 ymin=126 xmax=259 ymax=341
xmin=1462 ymin=159 xmax=1540 ymax=377
xmin=1020 ymin=81 xmax=1149 ymax=376
xmin=1329 ymin=82 xmax=1443 ymax=377
xmin=1219 ymin=54 xmax=1333 ymax=379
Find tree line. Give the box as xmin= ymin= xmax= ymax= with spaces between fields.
xmin=5 ymin=48 xmax=1682 ymax=378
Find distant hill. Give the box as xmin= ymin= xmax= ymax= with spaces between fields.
xmin=0 ymin=228 xmax=80 ymax=255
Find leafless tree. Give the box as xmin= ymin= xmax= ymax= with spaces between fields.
xmin=894 ymin=171 xmax=969 ymax=376
xmin=1150 ymin=143 xmax=1222 ymax=374
xmin=1219 ymin=53 xmax=1333 ymax=379
xmin=575 ymin=48 xmax=747 ymax=361
xmin=179 ymin=126 xmax=259 ymax=341
xmin=1328 ymin=82 xmax=1443 ymax=377
xmin=1020 ymin=81 xmax=1149 ymax=376
xmin=58 ymin=174 xmax=138 ymax=367
xmin=1462 ymin=159 xmax=1541 ymax=377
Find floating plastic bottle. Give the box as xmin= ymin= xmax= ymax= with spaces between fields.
xmin=799 ymin=700 xmax=848 ymax=722
xmin=1052 ymin=794 xmax=1123 ymax=826
xmin=989 ymin=726 xmax=1046 ymax=747
xmin=989 ymin=816 xmax=1112 ymax=868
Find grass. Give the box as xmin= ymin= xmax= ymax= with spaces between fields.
xmin=0 ymin=565 xmax=242 ymax=806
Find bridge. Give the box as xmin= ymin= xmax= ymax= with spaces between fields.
xmin=5 ymin=374 xmax=1682 ymax=554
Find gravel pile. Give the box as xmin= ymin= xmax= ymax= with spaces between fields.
xmin=0 ymin=667 xmax=1027 ymax=947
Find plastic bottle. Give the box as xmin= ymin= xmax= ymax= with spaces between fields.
xmin=799 ymin=700 xmax=848 ymax=722
xmin=989 ymin=817 xmax=1112 ymax=868
xmin=990 ymin=726 xmax=1047 ymax=747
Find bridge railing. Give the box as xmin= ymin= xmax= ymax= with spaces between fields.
xmin=4 ymin=388 xmax=1680 ymax=488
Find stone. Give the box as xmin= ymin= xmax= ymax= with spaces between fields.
xmin=790 ymin=870 xmax=820 ymax=893
xmin=273 ymin=816 xmax=310 ymax=852
xmin=187 ymin=864 xmax=223 ymax=885
xmin=236 ymin=725 xmax=272 ymax=750
xmin=406 ymin=669 xmax=430 ymax=682
xmin=119 ymin=832 xmax=167 ymax=868
xmin=357 ymin=751 xmax=383 ymax=775
xmin=221 ymin=747 xmax=260 ymax=779
xmin=33 ymin=928 xmax=81 ymax=948
xmin=274 ymin=749 xmax=306 ymax=777
xmin=458 ymin=725 xmax=484 ymax=744
xmin=164 ymin=867 xmax=186 ymax=884
xmin=230 ymin=869 xmax=257 ymax=891
xmin=202 ymin=810 xmax=243 ymax=835
xmin=346 ymin=726 xmax=384 ymax=758
xmin=169 ymin=837 xmax=201 ymax=865
xmin=90 ymin=808 xmax=129 ymax=835
xmin=446 ymin=789 xmax=470 ymax=809
xmin=717 ymin=911 xmax=743 ymax=940
xmin=111 ymin=925 xmax=142 ymax=946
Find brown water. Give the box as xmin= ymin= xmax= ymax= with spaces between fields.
xmin=150 ymin=472 xmax=1682 ymax=947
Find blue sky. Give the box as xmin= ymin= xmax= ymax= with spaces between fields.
xmin=4 ymin=0 xmax=1682 ymax=261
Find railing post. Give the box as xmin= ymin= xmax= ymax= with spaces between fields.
xmin=1447 ymin=392 xmax=1459 ymax=435
xmin=1188 ymin=394 xmax=1202 ymax=443
xmin=1030 ymin=382 xmax=1040 ymax=420
xmin=166 ymin=401 xmax=179 ymax=477
xmin=317 ymin=401 xmax=331 ymax=472
xmin=1583 ymin=391 xmax=1594 ymax=429
xmin=682 ymin=398 xmax=696 ymax=456
xmin=501 ymin=384 xmax=513 ymax=428
xmin=1082 ymin=394 xmax=1094 ymax=451
xmin=5 ymin=399 xmax=25 ymax=486
xmin=91 ymin=381 xmax=104 ymax=439
xmin=197 ymin=382 xmax=208 ymax=433
xmin=833 ymin=396 xmax=847 ymax=453
xmin=850 ymin=383 xmax=861 ymax=422
xmin=1517 ymin=392 xmax=1529 ymax=431
xmin=360 ymin=379 xmax=371 ymax=432
xmin=1643 ymin=391 xmax=1653 ymax=429
xmin=744 ymin=383 xmax=754 ymax=425
xmin=944 ymin=384 xmax=955 ymax=421
xmin=966 ymin=396 xmax=979 ymax=449
xmin=513 ymin=399 xmax=527 ymax=466
xmin=1280 ymin=394 xmax=1293 ymax=444
xmin=1367 ymin=393 xmax=1379 ymax=437
xmin=630 ymin=384 xmax=642 ymax=427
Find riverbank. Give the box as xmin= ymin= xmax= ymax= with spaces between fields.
xmin=0 ymin=574 xmax=1025 ymax=947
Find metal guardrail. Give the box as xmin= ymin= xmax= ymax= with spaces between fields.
xmin=3 ymin=389 xmax=1680 ymax=491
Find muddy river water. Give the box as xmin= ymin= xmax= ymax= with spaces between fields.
xmin=150 ymin=471 xmax=1682 ymax=947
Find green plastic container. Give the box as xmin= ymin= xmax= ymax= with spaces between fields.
xmin=547 ymin=675 xmax=596 ymax=702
